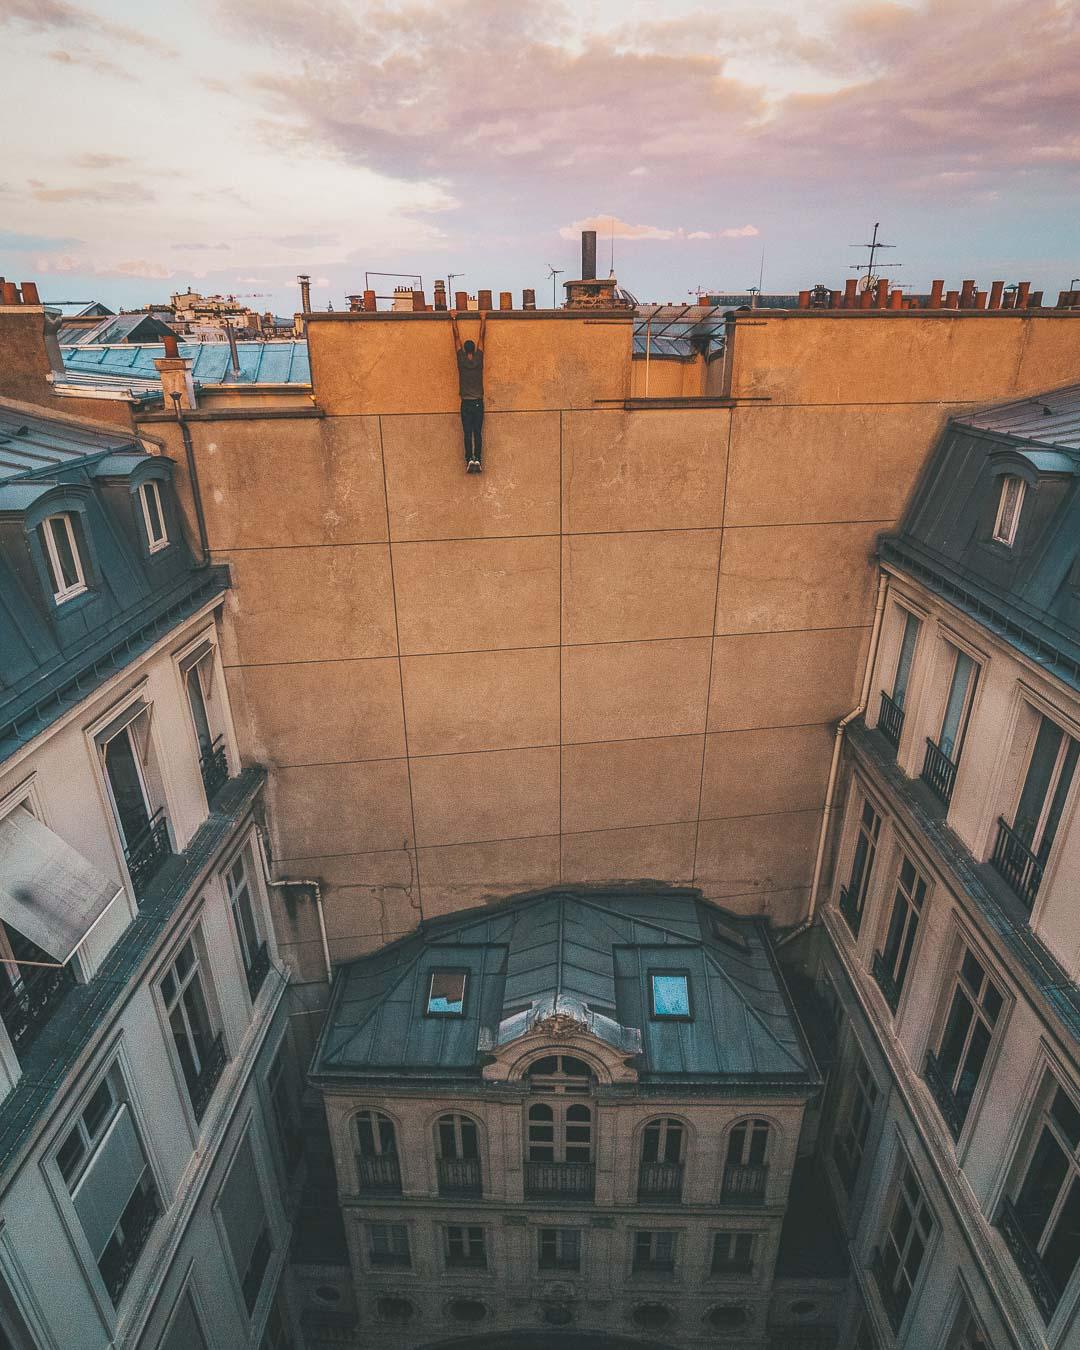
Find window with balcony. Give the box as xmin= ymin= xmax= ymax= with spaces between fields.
xmin=39 ymin=512 xmax=87 ymax=603
xmin=98 ymin=702 xmax=172 ymax=897
xmin=871 ymin=1161 xmax=934 ymax=1334
xmin=445 ymin=1225 xmax=486 ymax=1271
xmin=710 ymin=1231 xmax=754 ymax=1276
xmin=879 ymin=609 xmax=920 ymax=750
xmin=832 ymin=1044 xmax=878 ymax=1195
xmin=225 ymin=849 xmax=269 ymax=1000
xmin=426 ymin=968 xmax=466 ymax=1016
xmin=56 ymin=1066 xmax=160 ymax=1306
xmin=992 ymin=714 xmax=1078 ymax=913
xmin=997 ymin=1073 xmax=1080 ymax=1322
xmin=161 ymin=935 xmax=225 ymax=1122
xmin=436 ymin=1113 xmax=482 ymax=1197
xmin=368 ymin=1223 xmax=410 ymax=1269
xmin=872 ymin=855 xmax=927 ymax=1014
xmin=722 ymin=1119 xmax=769 ymax=1203
xmin=639 ymin=1119 xmax=685 ymax=1202
xmin=525 ymin=1098 xmax=594 ymax=1198
xmin=219 ymin=1136 xmax=273 ymax=1317
xmin=181 ymin=644 xmax=229 ymax=803
xmin=539 ymin=1228 xmax=580 ymax=1273
xmin=922 ymin=646 xmax=977 ymax=806
xmin=0 ymin=915 xmax=74 ymax=1061
xmin=925 ymin=945 xmax=1003 ymax=1140
xmin=355 ymin=1111 xmax=401 ymax=1195
xmin=138 ymin=480 xmax=169 ymax=554
xmin=992 ymin=474 xmax=1025 ymax=546
xmin=632 ymin=1231 xmax=676 ymax=1276
xmin=839 ymin=799 xmax=881 ymax=937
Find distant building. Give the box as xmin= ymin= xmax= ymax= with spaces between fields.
xmin=57 ymin=312 xmax=179 ymax=347
xmin=162 ymin=288 xmax=271 ymax=340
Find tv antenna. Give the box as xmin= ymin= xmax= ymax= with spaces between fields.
xmin=850 ymin=222 xmax=899 ymax=285
xmin=546 ymin=264 xmax=564 ymax=309
xmin=447 ymin=272 xmax=464 ymax=297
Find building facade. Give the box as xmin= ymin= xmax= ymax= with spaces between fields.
xmin=0 ymin=403 xmax=302 ymax=1350
xmin=811 ymin=385 xmax=1080 ymax=1350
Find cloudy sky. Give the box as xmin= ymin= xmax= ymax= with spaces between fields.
xmin=1 ymin=0 xmax=1077 ymax=313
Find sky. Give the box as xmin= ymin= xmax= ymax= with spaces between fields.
xmin=1 ymin=0 xmax=1078 ymax=315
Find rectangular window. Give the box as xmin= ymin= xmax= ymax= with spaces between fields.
xmin=892 ymin=611 xmax=921 ymax=710
xmin=840 ymin=798 xmax=881 ymax=936
xmin=995 ymin=715 xmax=1079 ymax=911
xmin=39 ymin=513 xmax=87 ymax=602
xmin=226 ymin=850 xmax=267 ymax=999
xmin=539 ymin=1228 xmax=581 ymax=1272
xmin=939 ymin=648 xmax=977 ymax=761
xmin=649 ymin=972 xmax=691 ymax=1020
xmin=633 ymin=1230 xmax=676 ymax=1274
xmin=427 ymin=969 xmax=467 ymax=1016
xmin=993 ymin=475 xmax=1025 ymax=546
xmin=711 ymin=1231 xmax=754 ymax=1275
xmin=873 ymin=1162 xmax=934 ymax=1332
xmin=1000 ymin=1075 xmax=1080 ymax=1320
xmin=873 ymin=855 xmax=927 ymax=1014
xmin=161 ymin=937 xmax=223 ymax=1121
xmin=927 ymin=946 xmax=1003 ymax=1139
xmin=139 ymin=480 xmax=169 ymax=552
xmin=446 ymin=1225 xmax=486 ymax=1269
xmin=832 ymin=1045 xmax=878 ymax=1194
xmin=369 ymin=1223 xmax=411 ymax=1268
xmin=58 ymin=1067 xmax=160 ymax=1306
xmin=267 ymin=1046 xmax=302 ymax=1175
xmin=181 ymin=643 xmax=228 ymax=801
xmin=219 ymin=1137 xmax=272 ymax=1317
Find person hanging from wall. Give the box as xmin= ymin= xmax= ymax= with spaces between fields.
xmin=451 ymin=311 xmax=486 ymax=473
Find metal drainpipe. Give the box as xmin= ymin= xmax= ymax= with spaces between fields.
xmin=778 ymin=569 xmax=889 ymax=947
xmin=170 ymin=391 xmax=210 ymax=566
xmin=255 ymin=826 xmax=332 ymax=983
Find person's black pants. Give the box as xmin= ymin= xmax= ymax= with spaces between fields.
xmin=460 ymin=398 xmax=484 ymax=463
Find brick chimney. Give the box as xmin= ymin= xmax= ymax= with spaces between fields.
xmin=564 ymin=229 xmax=627 ymax=310
xmin=154 ymin=333 xmax=197 ymax=410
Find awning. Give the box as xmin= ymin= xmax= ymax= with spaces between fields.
xmin=178 ymin=639 xmax=214 ymax=676
xmin=0 ymin=806 xmax=121 ymax=962
xmin=94 ymin=697 xmax=148 ymax=748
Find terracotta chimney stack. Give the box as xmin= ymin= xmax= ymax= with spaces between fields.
xmin=928 ymin=280 xmax=944 ymax=308
xmin=843 ymin=278 xmax=858 ymax=308
xmin=989 ymin=281 xmax=1004 ymax=310
xmin=20 ymin=281 xmax=40 ymax=305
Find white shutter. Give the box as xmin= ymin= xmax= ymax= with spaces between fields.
xmin=72 ymin=1104 xmax=148 ymax=1258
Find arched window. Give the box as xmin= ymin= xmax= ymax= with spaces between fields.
xmin=722 ymin=1119 xmax=769 ymax=1203
xmin=525 ymin=1054 xmax=595 ymax=1094
xmin=639 ymin=1119 xmax=686 ymax=1202
xmin=524 ymin=1068 xmax=595 ymax=1199
xmin=436 ymin=1113 xmax=482 ymax=1198
xmin=355 ymin=1111 xmax=401 ymax=1195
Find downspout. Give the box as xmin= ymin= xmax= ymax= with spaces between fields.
xmin=778 ymin=568 xmax=889 ymax=946
xmin=255 ymin=825 xmax=332 ymax=983
xmin=169 ymin=390 xmax=210 ymax=566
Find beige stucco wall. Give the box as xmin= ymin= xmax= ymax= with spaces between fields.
xmin=143 ymin=310 xmax=1080 ymax=987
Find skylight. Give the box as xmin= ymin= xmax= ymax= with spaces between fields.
xmin=650 ymin=972 xmax=691 ymax=1020
xmin=427 ymin=969 xmax=467 ymax=1016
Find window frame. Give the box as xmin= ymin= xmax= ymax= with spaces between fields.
xmin=839 ymin=794 xmax=883 ymax=938
xmin=648 ymin=969 xmax=693 ymax=1021
xmin=213 ymin=1127 xmax=275 ymax=1322
xmin=444 ymin=1224 xmax=486 ymax=1270
xmin=873 ymin=852 xmax=929 ymax=1015
xmin=40 ymin=512 xmax=88 ymax=603
xmin=890 ymin=608 xmax=922 ymax=710
xmin=138 ymin=479 xmax=170 ymax=553
xmin=526 ymin=1099 xmax=593 ymax=1164
xmin=368 ymin=1222 xmax=411 ymax=1270
xmin=874 ymin=1158 xmax=936 ymax=1334
xmin=538 ymin=1227 xmax=581 ymax=1273
xmin=992 ymin=474 xmax=1026 ymax=547
xmin=223 ymin=844 xmax=266 ymax=992
xmin=425 ymin=967 xmax=469 ymax=1018
xmin=936 ymin=642 xmax=980 ymax=765
xmin=927 ymin=938 xmax=1006 ymax=1143
xmin=157 ymin=928 xmax=224 ymax=1122
xmin=831 ymin=1042 xmax=879 ymax=1197
xmin=710 ymin=1230 xmax=755 ymax=1277
xmin=632 ymin=1229 xmax=677 ymax=1275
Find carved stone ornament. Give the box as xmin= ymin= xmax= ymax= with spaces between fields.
xmin=535 ymin=1013 xmax=584 ymax=1038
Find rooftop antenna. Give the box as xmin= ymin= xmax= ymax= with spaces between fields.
xmin=757 ymin=247 xmax=765 ymax=293
xmin=546 ymin=264 xmax=564 ymax=309
xmin=610 ymin=217 xmax=615 ymax=277
xmin=447 ymin=272 xmax=464 ymax=296
xmin=849 ymin=221 xmax=899 ymax=287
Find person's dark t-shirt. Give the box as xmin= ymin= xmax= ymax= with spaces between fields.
xmin=457 ymin=349 xmax=484 ymax=399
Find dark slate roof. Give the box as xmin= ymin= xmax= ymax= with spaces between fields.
xmin=0 ymin=403 xmax=228 ymax=761
xmin=882 ymin=381 xmax=1080 ymax=692
xmin=314 ymin=889 xmax=817 ymax=1090
xmin=58 ymin=313 xmax=178 ymax=346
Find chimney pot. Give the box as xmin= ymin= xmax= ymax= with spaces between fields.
xmin=433 ymin=280 xmax=447 ymax=311
xmin=581 ymin=230 xmax=597 ymax=282
xmin=19 ymin=281 xmax=40 ymax=305
xmin=874 ymin=278 xmax=888 ymax=308
xmin=975 ymin=291 xmax=988 ymax=310
xmin=346 ymin=294 xmax=362 ymax=312
xmin=522 ymin=288 xmax=536 ymax=310
xmin=859 ymin=285 xmax=873 ymax=309
xmin=162 ymin=333 xmax=180 ymax=358
xmin=960 ymin=279 xmax=976 ymax=308
xmin=363 ymin=290 xmax=376 ymax=311
xmin=454 ymin=290 xmax=469 ymax=311
xmin=297 ymin=274 xmax=312 ymax=314
xmin=1 ymin=282 xmax=20 ymax=305
xmin=945 ymin=289 xmax=959 ymax=309
xmin=829 ymin=290 xmax=841 ymax=308
xmin=798 ymin=290 xmax=810 ymax=309
xmin=477 ymin=289 xmax=493 ymax=311
xmin=989 ymin=280 xmax=1004 ymax=310
xmin=928 ymin=280 xmax=944 ymax=308
xmin=411 ymin=289 xmax=426 ymax=312
xmin=499 ymin=290 xmax=513 ymax=311
xmin=1028 ymin=290 xmax=1043 ymax=308
xmin=843 ymin=278 xmax=858 ymax=308
xmin=889 ymin=289 xmax=903 ymax=309
xmin=1016 ymin=281 xmax=1031 ymax=309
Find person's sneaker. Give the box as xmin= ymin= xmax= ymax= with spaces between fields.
xmin=467 ymin=458 xmax=481 ymax=473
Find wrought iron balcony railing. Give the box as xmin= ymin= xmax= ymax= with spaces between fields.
xmin=990 ymin=817 xmax=1044 ymax=913
xmin=357 ymin=1153 xmax=402 ymax=1196
xmin=878 ymin=690 xmax=905 ymax=750
xmin=199 ymin=736 xmax=230 ymax=802
xmin=124 ymin=808 xmax=172 ymax=898
xmin=190 ymin=1032 xmax=227 ymax=1122
xmin=921 ymin=737 xmax=958 ymax=805
xmin=871 ymin=950 xmax=902 ymax=1014
xmin=870 ymin=1245 xmax=906 ymax=1334
xmin=838 ymin=883 xmax=861 ymax=937
xmin=437 ymin=1156 xmax=483 ymax=1198
xmin=0 ymin=960 xmax=75 ymax=1060
xmin=637 ymin=1160 xmax=684 ymax=1202
xmin=996 ymin=1196 xmax=1060 ymax=1323
xmin=923 ymin=1050 xmax=966 ymax=1139
xmin=245 ymin=940 xmax=271 ymax=1000
xmin=523 ymin=1160 xmax=595 ymax=1199
xmin=720 ymin=1162 xmax=768 ymax=1204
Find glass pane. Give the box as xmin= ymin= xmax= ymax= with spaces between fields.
xmin=49 ymin=516 xmax=81 ymax=590
xmin=1042 ymin=1178 xmax=1080 ymax=1298
xmin=938 ymin=988 xmax=974 ymax=1083
xmin=849 ymin=831 xmax=871 ymax=896
xmin=428 ymin=970 xmax=466 ymax=1015
xmin=57 ymin=1128 xmax=86 ymax=1184
xmin=1015 ymin=717 xmax=1064 ymax=843
xmin=460 ymin=1118 xmax=479 ymax=1159
xmin=726 ymin=1124 xmax=746 ymax=1165
xmin=748 ymin=1124 xmax=769 ymax=1165
xmin=170 ymin=1005 xmax=198 ymax=1091
xmin=1016 ymin=1128 xmax=1069 ymax=1246
xmin=143 ymin=483 xmax=165 ymax=542
xmin=960 ymin=950 xmax=984 ymax=994
xmin=1052 ymin=1089 xmax=1080 ymax=1151
xmin=940 ymin=650 xmax=974 ymax=758
xmin=438 ymin=1119 xmax=456 ymax=1158
xmin=566 ymin=1104 xmax=591 ymax=1122
xmin=882 ymin=893 xmax=909 ymax=969
xmin=893 ymin=613 xmax=920 ymax=707
xmin=357 ymin=1116 xmax=375 ymax=1156
xmin=83 ymin=1080 xmax=115 ymax=1139
xmin=186 ymin=666 xmax=214 ymax=757
xmin=651 ymin=973 xmax=690 ymax=1017
xmin=956 ymin=1019 xmax=992 ymax=1114
xmin=104 ymin=731 xmax=151 ymax=846
xmin=663 ymin=1123 xmax=682 ymax=1163
xmin=643 ymin=1124 xmax=660 ymax=1163
xmin=1039 ymin=738 xmax=1078 ymax=864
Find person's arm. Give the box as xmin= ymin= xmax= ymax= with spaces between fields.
xmin=450 ymin=314 xmax=463 ymax=352
xmin=476 ymin=313 xmax=488 ymax=354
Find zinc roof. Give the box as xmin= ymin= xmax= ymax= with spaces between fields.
xmin=956 ymin=383 xmax=1080 ymax=450
xmin=61 ymin=340 xmax=311 ymax=387
xmin=0 ymin=409 xmax=140 ymax=482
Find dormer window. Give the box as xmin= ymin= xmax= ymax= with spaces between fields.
xmin=649 ymin=971 xmax=692 ymax=1020
xmin=39 ymin=513 xmax=87 ymax=602
xmin=427 ymin=969 xmax=467 ymax=1016
xmin=139 ymin=480 xmax=168 ymax=552
xmin=992 ymin=475 xmax=1025 ymax=546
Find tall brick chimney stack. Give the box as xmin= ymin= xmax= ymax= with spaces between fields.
xmin=154 ymin=333 xmax=197 ymax=410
